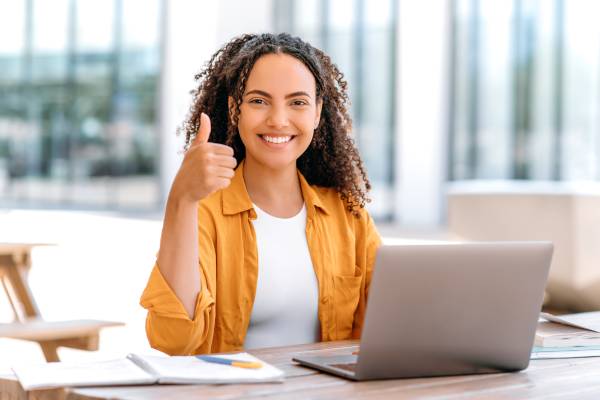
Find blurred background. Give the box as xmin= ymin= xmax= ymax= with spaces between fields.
xmin=2 ymin=0 xmax=600 ymax=366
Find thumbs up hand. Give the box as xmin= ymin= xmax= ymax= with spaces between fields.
xmin=192 ymin=112 xmax=213 ymax=145
xmin=171 ymin=113 xmax=237 ymax=203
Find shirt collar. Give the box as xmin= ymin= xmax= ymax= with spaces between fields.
xmin=222 ymin=159 xmax=330 ymax=217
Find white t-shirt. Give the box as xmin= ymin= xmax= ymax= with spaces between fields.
xmin=244 ymin=202 xmax=320 ymax=349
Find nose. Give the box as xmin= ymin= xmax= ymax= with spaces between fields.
xmin=266 ymin=104 xmax=289 ymax=129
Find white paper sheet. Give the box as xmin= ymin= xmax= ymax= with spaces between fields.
xmin=13 ymin=352 xmax=284 ymax=391
xmin=531 ymin=348 xmax=600 ymax=359
xmin=12 ymin=358 xmax=155 ymax=391
xmin=129 ymin=352 xmax=285 ymax=384
xmin=540 ymin=312 xmax=600 ymax=333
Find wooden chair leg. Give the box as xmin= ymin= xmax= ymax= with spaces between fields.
xmin=1 ymin=276 xmax=22 ymax=322
xmin=2 ymin=253 xmax=62 ymax=363
xmin=4 ymin=257 xmax=39 ymax=317
xmin=40 ymin=341 xmax=60 ymax=363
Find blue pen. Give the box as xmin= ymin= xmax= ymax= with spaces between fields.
xmin=196 ymin=355 xmax=263 ymax=369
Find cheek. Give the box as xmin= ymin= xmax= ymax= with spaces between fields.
xmin=236 ymin=107 xmax=259 ymax=136
xmin=298 ymin=126 xmax=315 ymax=149
xmin=293 ymin=111 xmax=317 ymax=133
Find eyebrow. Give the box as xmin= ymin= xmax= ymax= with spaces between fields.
xmin=244 ymin=89 xmax=312 ymax=99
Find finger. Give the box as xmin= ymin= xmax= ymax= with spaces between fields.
xmin=193 ymin=113 xmax=211 ymax=145
xmin=207 ymin=143 xmax=235 ymax=156
xmin=213 ymin=177 xmax=231 ymax=191
xmin=212 ymin=166 xmax=235 ymax=179
xmin=212 ymin=155 xmax=237 ymax=169
xmin=190 ymin=141 xmax=234 ymax=155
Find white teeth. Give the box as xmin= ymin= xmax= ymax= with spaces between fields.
xmin=262 ymin=135 xmax=292 ymax=144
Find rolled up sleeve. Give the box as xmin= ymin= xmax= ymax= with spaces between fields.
xmin=140 ymin=264 xmax=215 ymax=355
xmin=140 ymin=199 xmax=220 ymax=355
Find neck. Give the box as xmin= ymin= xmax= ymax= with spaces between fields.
xmin=243 ymin=158 xmax=304 ymax=217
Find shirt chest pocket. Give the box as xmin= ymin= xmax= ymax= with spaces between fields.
xmin=332 ymin=273 xmax=362 ymax=339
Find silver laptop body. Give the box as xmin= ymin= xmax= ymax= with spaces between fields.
xmin=293 ymin=242 xmax=553 ymax=380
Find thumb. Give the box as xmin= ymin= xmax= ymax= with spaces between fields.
xmin=193 ymin=112 xmax=211 ymax=145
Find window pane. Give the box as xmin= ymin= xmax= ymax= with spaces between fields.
xmin=562 ymin=0 xmax=600 ymax=179
xmin=284 ymin=0 xmax=397 ymax=219
xmin=0 ymin=0 xmax=162 ymax=210
xmin=451 ymin=0 xmax=473 ymax=180
xmin=450 ymin=0 xmax=600 ymax=182
xmin=76 ymin=0 xmax=115 ymax=52
xmin=529 ymin=0 xmax=557 ymax=179
xmin=292 ymin=0 xmax=321 ymax=47
xmin=0 ymin=1 xmax=25 ymax=55
xmin=476 ymin=0 xmax=512 ymax=178
xmin=359 ymin=0 xmax=395 ymax=217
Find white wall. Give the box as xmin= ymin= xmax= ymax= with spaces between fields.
xmin=395 ymin=0 xmax=451 ymax=227
xmin=159 ymin=0 xmax=273 ymax=204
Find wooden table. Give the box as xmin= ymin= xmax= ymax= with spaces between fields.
xmin=3 ymin=340 xmax=600 ymax=399
xmin=0 ymin=243 xmax=122 ymax=362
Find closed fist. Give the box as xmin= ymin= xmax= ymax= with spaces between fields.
xmin=171 ymin=113 xmax=237 ymax=203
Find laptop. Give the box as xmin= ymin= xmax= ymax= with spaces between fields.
xmin=293 ymin=241 xmax=553 ymax=380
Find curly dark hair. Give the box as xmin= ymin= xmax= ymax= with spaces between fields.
xmin=180 ymin=32 xmax=371 ymax=215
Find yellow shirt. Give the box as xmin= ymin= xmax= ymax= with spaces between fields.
xmin=140 ymin=160 xmax=381 ymax=355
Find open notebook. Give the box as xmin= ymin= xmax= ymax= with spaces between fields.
xmin=12 ymin=352 xmax=285 ymax=391
xmin=536 ymin=312 xmax=600 ymax=347
xmin=530 ymin=312 xmax=600 ymax=359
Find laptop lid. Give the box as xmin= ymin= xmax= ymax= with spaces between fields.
xmin=352 ymin=241 xmax=553 ymax=380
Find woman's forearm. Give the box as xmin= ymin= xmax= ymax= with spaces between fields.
xmin=155 ymin=113 xmax=235 ymax=320
xmin=157 ymin=188 xmax=201 ymax=319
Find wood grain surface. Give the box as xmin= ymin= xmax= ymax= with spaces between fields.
xmin=2 ymin=340 xmax=600 ymax=399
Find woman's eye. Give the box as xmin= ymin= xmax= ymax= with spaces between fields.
xmin=249 ymin=98 xmax=266 ymax=105
xmin=292 ymin=100 xmax=308 ymax=106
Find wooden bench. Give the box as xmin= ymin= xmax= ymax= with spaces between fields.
xmin=0 ymin=319 xmax=123 ymax=358
xmin=0 ymin=243 xmax=123 ymax=362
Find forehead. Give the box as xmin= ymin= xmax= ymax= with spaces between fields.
xmin=244 ymin=53 xmax=316 ymax=96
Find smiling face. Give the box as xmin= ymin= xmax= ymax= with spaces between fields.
xmin=231 ymin=53 xmax=322 ymax=172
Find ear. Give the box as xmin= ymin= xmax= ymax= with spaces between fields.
xmin=228 ymin=96 xmax=236 ymax=124
xmin=314 ymin=98 xmax=323 ymax=129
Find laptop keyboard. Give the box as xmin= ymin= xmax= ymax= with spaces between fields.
xmin=329 ymin=362 xmax=357 ymax=372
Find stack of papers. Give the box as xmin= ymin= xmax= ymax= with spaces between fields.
xmin=532 ymin=312 xmax=600 ymax=359
xmin=12 ymin=352 xmax=285 ymax=391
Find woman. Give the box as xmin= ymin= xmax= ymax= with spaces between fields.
xmin=141 ymin=33 xmax=381 ymax=355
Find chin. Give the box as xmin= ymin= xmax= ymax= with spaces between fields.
xmin=254 ymin=155 xmax=299 ymax=171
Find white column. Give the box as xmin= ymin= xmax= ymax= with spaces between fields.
xmin=395 ymin=0 xmax=451 ymax=227
xmin=158 ymin=1 xmax=219 ymax=204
